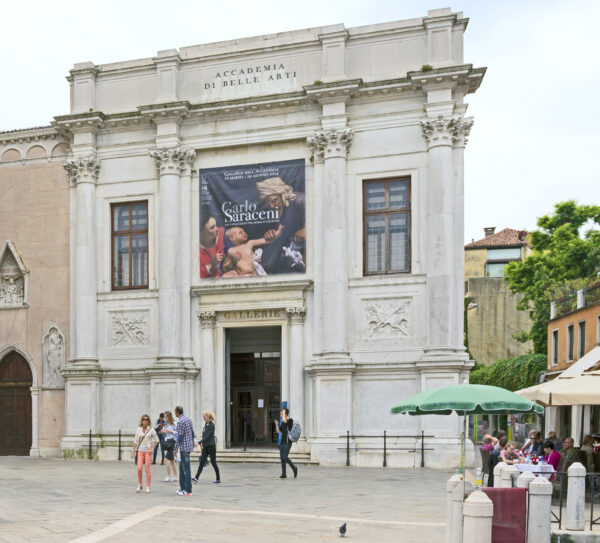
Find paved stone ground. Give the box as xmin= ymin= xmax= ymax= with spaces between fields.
xmin=0 ymin=457 xmax=452 ymax=542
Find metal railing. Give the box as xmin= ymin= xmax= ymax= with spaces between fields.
xmin=549 ymin=471 xmax=600 ymax=531
xmin=338 ymin=430 xmax=434 ymax=467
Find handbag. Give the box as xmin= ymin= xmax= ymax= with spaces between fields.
xmin=133 ymin=428 xmax=153 ymax=464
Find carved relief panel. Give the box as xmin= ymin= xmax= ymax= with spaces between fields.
xmin=109 ymin=311 xmax=150 ymax=346
xmin=362 ymin=298 xmax=411 ymax=339
xmin=0 ymin=241 xmax=28 ymax=308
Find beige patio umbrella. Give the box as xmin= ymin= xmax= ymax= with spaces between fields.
xmin=544 ymin=370 xmax=600 ymax=405
xmin=515 ymin=376 xmax=576 ymax=407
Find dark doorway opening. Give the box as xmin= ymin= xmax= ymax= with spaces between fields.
xmin=227 ymin=327 xmax=281 ymax=448
xmin=0 ymin=351 xmax=32 ymax=455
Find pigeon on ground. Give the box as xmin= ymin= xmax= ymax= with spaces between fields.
xmin=339 ymin=523 xmax=347 ymax=536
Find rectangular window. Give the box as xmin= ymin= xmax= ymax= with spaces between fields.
xmin=567 ymin=324 xmax=574 ymax=362
xmin=487 ymin=248 xmax=522 ymax=260
xmin=486 ymin=262 xmax=507 ymax=277
xmin=578 ymin=321 xmax=586 ymax=358
xmin=552 ymin=330 xmax=558 ymax=365
xmin=363 ymin=178 xmax=410 ymax=275
xmin=111 ymin=201 xmax=148 ymax=290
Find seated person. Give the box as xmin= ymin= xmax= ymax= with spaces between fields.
xmin=559 ymin=437 xmax=579 ymax=472
xmin=581 ymin=434 xmax=595 ymax=472
xmin=542 ymin=440 xmax=561 ymax=471
xmin=500 ymin=441 xmax=523 ymax=465
xmin=481 ymin=435 xmax=496 ymax=452
xmin=523 ymin=430 xmax=543 ymax=456
xmin=221 ymin=225 xmax=282 ymax=277
xmin=547 ymin=431 xmax=561 ymax=452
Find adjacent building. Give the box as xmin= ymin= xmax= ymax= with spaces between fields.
xmin=0 ymin=129 xmax=70 ymax=456
xmin=464 ymin=227 xmax=532 ymax=364
xmin=0 ymin=8 xmax=485 ymax=467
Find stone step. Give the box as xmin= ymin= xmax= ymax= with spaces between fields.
xmin=191 ymin=448 xmax=318 ymax=465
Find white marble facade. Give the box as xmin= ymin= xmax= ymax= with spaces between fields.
xmin=54 ymin=8 xmax=484 ymax=467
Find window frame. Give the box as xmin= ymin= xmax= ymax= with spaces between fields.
xmin=362 ymin=177 xmax=411 ymax=276
xmin=567 ymin=323 xmax=575 ymax=362
xmin=110 ymin=200 xmax=149 ymax=291
xmin=578 ymin=320 xmax=586 ymax=359
xmin=551 ymin=329 xmax=559 ymax=365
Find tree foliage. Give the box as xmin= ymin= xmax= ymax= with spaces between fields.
xmin=504 ymin=201 xmax=600 ymax=353
xmin=470 ymin=354 xmax=547 ymax=391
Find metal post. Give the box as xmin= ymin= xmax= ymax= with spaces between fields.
xmin=383 ymin=430 xmax=387 ymax=467
xmin=421 ymin=430 xmax=425 ymax=468
xmin=243 ymin=420 xmax=247 ymax=452
xmin=118 ymin=430 xmax=122 ymax=461
xmin=346 ymin=430 xmax=350 ymax=467
xmin=88 ymin=429 xmax=92 ymax=460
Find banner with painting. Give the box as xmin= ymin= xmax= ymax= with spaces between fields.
xmin=199 ymin=159 xmax=305 ymax=278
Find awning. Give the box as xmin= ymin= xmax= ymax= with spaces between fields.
xmin=514 ymin=345 xmax=600 ymax=406
xmin=545 ymin=370 xmax=600 ymax=405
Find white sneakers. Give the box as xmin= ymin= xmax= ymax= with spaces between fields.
xmin=163 ymin=476 xmax=171 ymax=482
xmin=145 ymin=487 xmax=151 ymax=494
xmin=136 ymin=485 xmax=142 ymax=493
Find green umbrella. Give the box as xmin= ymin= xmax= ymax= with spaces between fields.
xmin=390 ymin=384 xmax=545 ymax=416
xmin=390 ymin=384 xmax=544 ymax=475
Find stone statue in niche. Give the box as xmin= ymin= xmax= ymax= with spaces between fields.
xmin=43 ymin=325 xmax=65 ymax=388
xmin=364 ymin=300 xmax=410 ymax=338
xmin=0 ymin=277 xmax=24 ymax=305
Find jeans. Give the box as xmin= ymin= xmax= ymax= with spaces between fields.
xmin=153 ymin=440 xmax=165 ymax=463
xmin=136 ymin=451 xmax=152 ymax=486
xmin=195 ymin=445 xmax=220 ymax=481
xmin=179 ymin=451 xmax=192 ymax=493
xmin=279 ymin=442 xmax=295 ymax=476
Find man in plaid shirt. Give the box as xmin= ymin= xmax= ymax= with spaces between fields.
xmin=174 ymin=406 xmax=195 ymax=496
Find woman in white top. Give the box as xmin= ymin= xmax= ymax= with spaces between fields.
xmin=161 ymin=410 xmax=178 ymax=482
xmin=132 ymin=414 xmax=159 ymax=493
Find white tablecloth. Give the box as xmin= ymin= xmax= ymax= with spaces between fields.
xmin=515 ymin=463 xmax=555 ymax=479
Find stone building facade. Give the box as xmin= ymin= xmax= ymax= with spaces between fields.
xmin=1 ymin=8 xmax=485 ymax=467
xmin=465 ymin=227 xmax=533 ymax=365
xmin=0 ymin=129 xmax=70 ymax=456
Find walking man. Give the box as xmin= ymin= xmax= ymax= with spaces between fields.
xmin=174 ymin=405 xmax=194 ymax=496
xmin=274 ymin=405 xmax=297 ymax=479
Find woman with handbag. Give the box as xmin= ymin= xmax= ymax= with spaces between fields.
xmin=191 ymin=411 xmax=221 ymax=484
xmin=132 ymin=414 xmax=159 ymax=493
xmin=162 ymin=410 xmax=178 ymax=482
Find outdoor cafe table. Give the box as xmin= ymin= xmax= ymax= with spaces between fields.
xmin=515 ymin=463 xmax=555 ymax=479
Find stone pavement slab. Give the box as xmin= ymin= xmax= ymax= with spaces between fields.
xmin=0 ymin=457 xmax=451 ymax=542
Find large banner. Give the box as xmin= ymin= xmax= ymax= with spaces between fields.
xmin=199 ymin=159 xmax=305 ymax=279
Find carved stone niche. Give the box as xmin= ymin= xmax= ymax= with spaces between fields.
xmin=0 ymin=240 xmax=28 ymax=308
xmin=43 ymin=324 xmax=66 ymax=389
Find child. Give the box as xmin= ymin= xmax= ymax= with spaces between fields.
xmin=222 ymin=225 xmax=282 ymax=277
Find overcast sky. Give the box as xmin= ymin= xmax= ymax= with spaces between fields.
xmin=1 ymin=0 xmax=598 ymax=243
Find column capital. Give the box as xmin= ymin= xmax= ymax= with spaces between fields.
xmin=197 ymin=310 xmax=216 ymax=328
xmin=421 ymin=115 xmax=474 ymax=149
xmin=286 ymin=306 xmax=306 ymax=325
xmin=179 ymin=148 xmax=196 ymax=175
xmin=149 ymin=146 xmax=187 ymax=175
xmin=307 ymin=128 xmax=352 ymax=162
xmin=63 ymin=156 xmax=101 ymax=185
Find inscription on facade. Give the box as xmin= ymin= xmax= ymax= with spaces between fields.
xmin=203 ymin=64 xmax=296 ymax=90
xmin=223 ymin=309 xmax=281 ymax=320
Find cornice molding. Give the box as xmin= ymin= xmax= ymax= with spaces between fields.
xmin=53 ymin=112 xmax=105 ymax=133
xmin=0 ymin=126 xmax=65 ymax=145
xmin=139 ymin=101 xmax=190 ymax=122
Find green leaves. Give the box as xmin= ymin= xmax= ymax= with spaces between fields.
xmin=504 ymin=200 xmax=600 ymax=353
xmin=470 ymin=354 xmax=547 ymax=391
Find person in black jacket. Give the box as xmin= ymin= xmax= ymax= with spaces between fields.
xmin=274 ymin=407 xmax=297 ymax=479
xmin=192 ymin=411 xmax=221 ymax=484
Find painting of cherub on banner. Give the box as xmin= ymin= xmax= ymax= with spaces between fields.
xmin=199 ymin=159 xmax=306 ymax=278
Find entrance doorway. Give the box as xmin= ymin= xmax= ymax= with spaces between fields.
xmin=227 ymin=327 xmax=281 ymax=448
xmin=0 ymin=351 xmax=32 ymax=455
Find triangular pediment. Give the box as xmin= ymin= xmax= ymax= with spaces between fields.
xmin=0 ymin=240 xmax=28 ymax=276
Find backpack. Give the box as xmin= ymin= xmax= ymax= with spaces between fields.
xmin=288 ymin=420 xmax=301 ymax=442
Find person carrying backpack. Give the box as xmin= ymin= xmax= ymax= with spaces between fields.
xmin=274 ymin=407 xmax=298 ymax=479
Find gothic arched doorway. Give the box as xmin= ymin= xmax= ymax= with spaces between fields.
xmin=0 ymin=351 xmax=32 ymax=455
